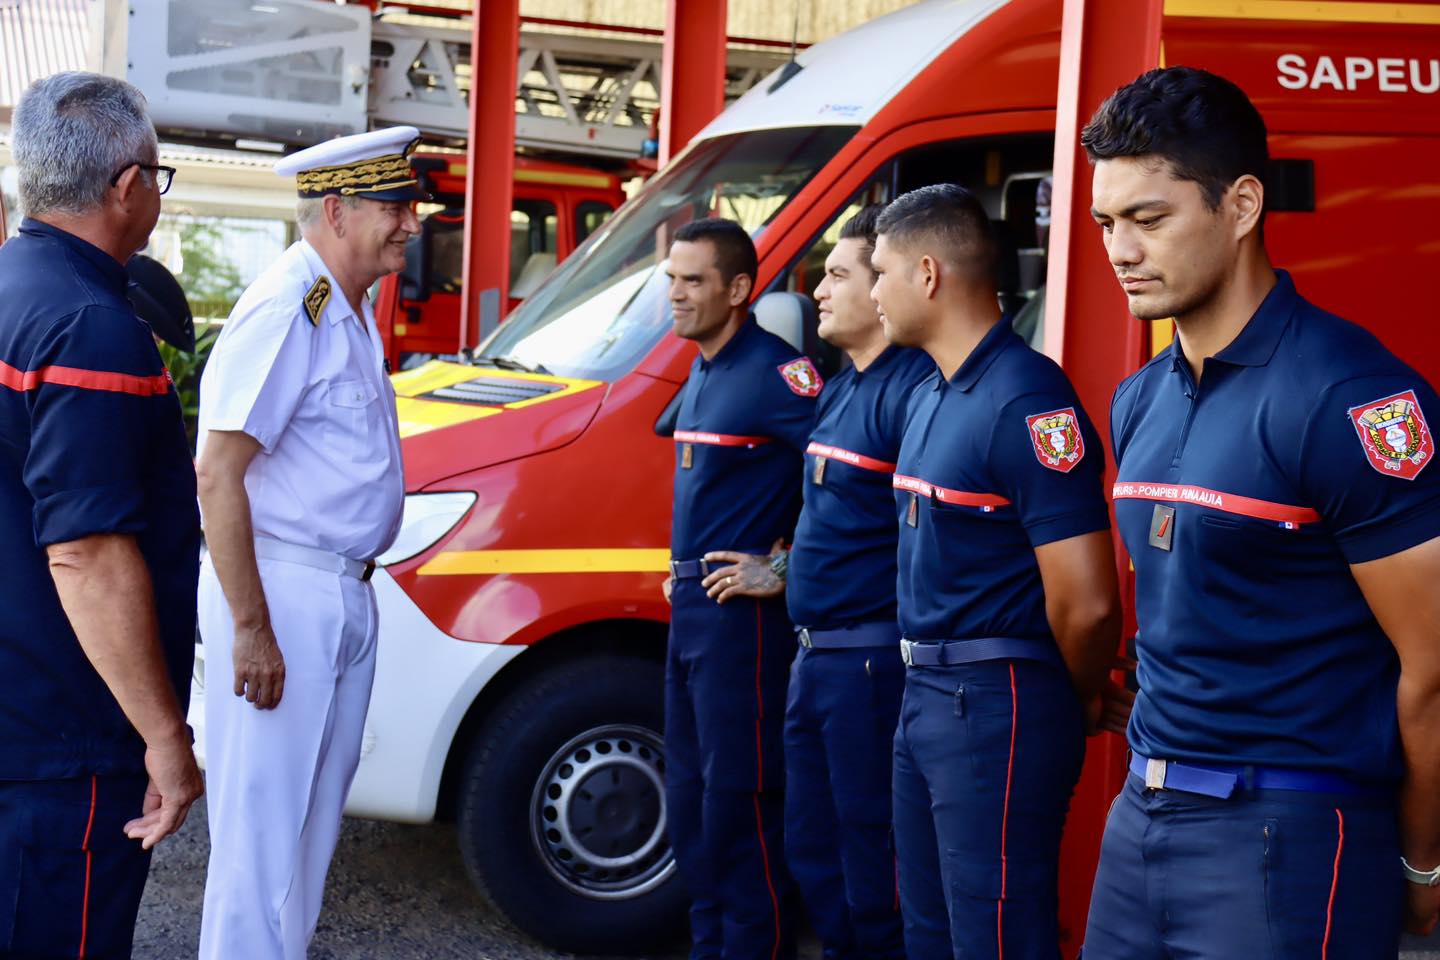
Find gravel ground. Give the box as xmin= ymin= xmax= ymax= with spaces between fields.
xmin=134 ymin=796 xmax=1440 ymax=959
xmin=134 ymin=796 xmax=692 ymax=959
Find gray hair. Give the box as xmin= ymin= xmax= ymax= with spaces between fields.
xmin=296 ymin=194 xmax=360 ymax=230
xmin=12 ymin=72 xmax=159 ymax=217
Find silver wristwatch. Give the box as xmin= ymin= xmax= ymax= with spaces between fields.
xmin=1402 ymin=856 xmax=1440 ymax=887
xmin=768 ymin=549 xmax=788 ymax=583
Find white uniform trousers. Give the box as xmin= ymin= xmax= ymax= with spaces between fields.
xmin=197 ymin=554 xmax=378 ymax=959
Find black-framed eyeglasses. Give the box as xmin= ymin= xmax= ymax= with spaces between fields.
xmin=109 ymin=163 xmax=177 ymax=195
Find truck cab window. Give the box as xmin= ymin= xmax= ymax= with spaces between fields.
xmin=510 ymin=199 xmax=559 ymax=299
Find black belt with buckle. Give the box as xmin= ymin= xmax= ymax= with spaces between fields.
xmin=899 ymin=636 xmax=1062 ymax=668
xmin=669 ymin=550 xmax=769 ymax=581
xmin=797 ymin=622 xmax=897 ymax=650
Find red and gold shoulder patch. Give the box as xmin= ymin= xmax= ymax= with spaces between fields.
xmin=778 ymin=358 xmax=823 ymax=397
xmin=1349 ymin=389 xmax=1432 ymax=480
xmin=1026 ymin=407 xmax=1085 ymax=473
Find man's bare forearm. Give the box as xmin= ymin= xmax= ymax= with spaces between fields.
xmin=1036 ymin=531 xmax=1123 ymax=702
xmin=196 ymin=457 xmax=268 ymax=631
xmin=47 ymin=534 xmax=189 ymax=748
xmin=1398 ymin=672 xmax=1440 ymax=868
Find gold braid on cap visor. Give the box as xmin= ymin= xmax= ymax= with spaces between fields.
xmin=295 ymin=151 xmax=418 ymax=197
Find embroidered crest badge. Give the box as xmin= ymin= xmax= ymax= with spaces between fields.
xmin=778 ymin=358 xmax=823 ymax=397
xmin=1349 ymin=389 xmax=1432 ymax=480
xmin=303 ymin=276 xmax=332 ymax=327
xmin=1026 ymin=407 xmax=1085 ymax=473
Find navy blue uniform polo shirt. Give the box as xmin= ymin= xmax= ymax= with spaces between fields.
xmin=788 ymin=345 xmax=933 ymax=629
xmin=894 ymin=320 xmax=1110 ymax=642
xmin=1112 ymin=271 xmax=1440 ymax=784
xmin=0 ymin=219 xmax=200 ymax=780
xmin=671 ymin=319 xmax=819 ymax=558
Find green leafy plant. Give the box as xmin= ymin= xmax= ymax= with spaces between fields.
xmin=150 ymin=217 xmax=250 ymax=450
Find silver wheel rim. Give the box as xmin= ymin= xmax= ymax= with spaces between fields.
xmin=530 ymin=723 xmax=675 ymax=900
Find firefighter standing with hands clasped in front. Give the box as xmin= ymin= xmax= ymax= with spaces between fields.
xmin=662 ymin=217 xmax=820 ymax=960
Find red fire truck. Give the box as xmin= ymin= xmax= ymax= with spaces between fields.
xmin=185 ymin=0 xmax=1440 ymax=952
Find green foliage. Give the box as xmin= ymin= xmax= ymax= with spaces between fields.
xmin=164 ymin=217 xmax=247 ymax=320
xmin=152 ymin=216 xmax=248 ymax=451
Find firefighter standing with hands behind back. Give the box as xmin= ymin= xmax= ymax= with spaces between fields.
xmin=873 ymin=184 xmax=1122 ymax=960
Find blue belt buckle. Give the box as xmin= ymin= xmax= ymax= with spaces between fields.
xmin=1145 ymin=757 xmax=1168 ymax=790
xmin=899 ymin=638 xmax=916 ymax=666
xmin=799 ymin=628 xmax=813 ymax=649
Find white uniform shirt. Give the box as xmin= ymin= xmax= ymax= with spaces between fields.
xmin=198 ymin=240 xmax=404 ymax=561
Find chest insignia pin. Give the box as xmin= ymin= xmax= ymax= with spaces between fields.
xmin=1149 ymin=503 xmax=1176 ymax=551
xmin=681 ymin=442 xmax=693 ymax=470
xmin=812 ymin=456 xmax=826 ymax=485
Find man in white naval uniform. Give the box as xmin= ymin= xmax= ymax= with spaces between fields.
xmin=194 ymin=126 xmax=422 ymax=957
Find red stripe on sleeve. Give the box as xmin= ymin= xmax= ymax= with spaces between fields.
xmin=0 ymin=359 xmax=172 ymax=396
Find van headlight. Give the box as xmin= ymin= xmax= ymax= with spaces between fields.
xmin=374 ymin=492 xmax=477 ymax=566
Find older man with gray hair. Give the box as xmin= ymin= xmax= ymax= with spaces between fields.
xmin=195 ymin=126 xmax=420 ymax=958
xmin=0 ymin=72 xmax=203 ymax=956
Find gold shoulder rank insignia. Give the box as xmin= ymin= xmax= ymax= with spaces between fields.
xmin=303 ymin=276 xmax=332 ymax=327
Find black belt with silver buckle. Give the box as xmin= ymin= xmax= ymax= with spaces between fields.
xmin=798 ymin=622 xmax=897 ymax=650
xmin=899 ymin=636 xmax=1062 ymax=668
xmin=669 ymin=549 xmax=769 ymax=581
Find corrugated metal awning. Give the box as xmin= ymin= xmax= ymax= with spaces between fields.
xmin=0 ymin=0 xmax=90 ymax=108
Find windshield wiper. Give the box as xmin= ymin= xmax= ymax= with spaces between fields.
xmin=473 ymin=354 xmax=552 ymax=376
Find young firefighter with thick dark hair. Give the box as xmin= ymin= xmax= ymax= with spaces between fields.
xmin=1081 ymin=66 xmax=1440 ymax=957
xmin=872 ymin=184 xmax=1122 ymax=959
xmin=662 ymin=218 xmax=820 ymax=959
xmin=702 ymin=205 xmax=933 ymax=960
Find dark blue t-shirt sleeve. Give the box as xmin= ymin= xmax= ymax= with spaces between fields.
xmin=1300 ymin=373 xmax=1440 ymax=563
xmin=762 ymin=356 xmax=820 ymax=452
xmin=988 ymin=391 xmax=1111 ymax=548
xmin=22 ymin=307 xmax=172 ymax=547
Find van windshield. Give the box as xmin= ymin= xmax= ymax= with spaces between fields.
xmin=475 ymin=125 xmax=856 ymax=381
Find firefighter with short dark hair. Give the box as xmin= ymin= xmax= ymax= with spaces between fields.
xmin=1083 ymin=66 xmax=1440 ymax=957
xmin=873 ymin=183 xmax=1122 ymax=960
xmin=663 ymin=217 xmax=819 ymax=959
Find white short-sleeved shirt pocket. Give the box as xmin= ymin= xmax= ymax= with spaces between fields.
xmin=323 ymin=378 xmax=383 ymax=462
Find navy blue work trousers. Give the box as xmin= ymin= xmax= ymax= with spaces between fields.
xmin=1082 ymin=774 xmax=1404 ymax=959
xmin=783 ymin=642 xmax=906 ymax=960
xmin=665 ymin=579 xmax=798 ymax=960
xmin=893 ymin=658 xmax=1084 ymax=960
xmin=0 ymin=774 xmax=152 ymax=959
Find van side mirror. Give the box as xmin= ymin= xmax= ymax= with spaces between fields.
xmin=400 ymin=231 xmax=431 ymax=303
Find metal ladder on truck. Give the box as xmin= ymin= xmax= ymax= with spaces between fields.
xmin=115 ymin=0 xmax=788 ymax=159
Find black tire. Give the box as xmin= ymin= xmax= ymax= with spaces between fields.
xmin=456 ymin=654 xmax=687 ymax=954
